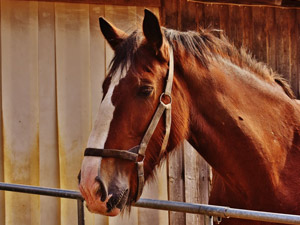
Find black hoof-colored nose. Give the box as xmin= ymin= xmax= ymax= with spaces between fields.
xmin=95 ymin=176 xmax=107 ymax=202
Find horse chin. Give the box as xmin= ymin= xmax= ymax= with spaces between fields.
xmin=105 ymin=208 xmax=121 ymax=216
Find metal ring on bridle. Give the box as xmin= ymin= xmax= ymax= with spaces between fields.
xmin=160 ymin=93 xmax=172 ymax=106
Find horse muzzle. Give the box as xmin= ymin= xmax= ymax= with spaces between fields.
xmin=78 ymin=157 xmax=130 ymax=216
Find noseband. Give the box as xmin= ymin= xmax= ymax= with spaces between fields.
xmin=84 ymin=47 xmax=174 ymax=202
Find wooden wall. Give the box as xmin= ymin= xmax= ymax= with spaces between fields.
xmin=160 ymin=1 xmax=300 ymax=225
xmin=160 ymin=0 xmax=300 ymax=98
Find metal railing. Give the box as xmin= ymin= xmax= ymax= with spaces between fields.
xmin=1 ymin=182 xmax=300 ymax=225
xmin=0 ymin=182 xmax=85 ymax=225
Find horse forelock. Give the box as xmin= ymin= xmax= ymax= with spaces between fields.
xmin=107 ymin=31 xmax=142 ymax=79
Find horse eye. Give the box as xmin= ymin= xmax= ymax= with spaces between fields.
xmin=138 ymin=86 xmax=154 ymax=97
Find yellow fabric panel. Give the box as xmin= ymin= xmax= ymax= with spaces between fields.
xmin=55 ymin=2 xmax=91 ymax=225
xmin=0 ymin=2 xmax=165 ymax=225
xmin=38 ymin=2 xmax=60 ymax=225
xmin=1 ymin=1 xmax=39 ymax=225
xmin=0 ymin=2 xmax=4 ymax=225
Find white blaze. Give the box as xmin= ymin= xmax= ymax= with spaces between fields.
xmin=87 ymin=66 xmax=127 ymax=149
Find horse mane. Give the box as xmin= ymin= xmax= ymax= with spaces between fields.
xmin=107 ymin=27 xmax=295 ymax=99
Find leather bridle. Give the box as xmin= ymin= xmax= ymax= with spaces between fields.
xmin=84 ymin=46 xmax=174 ymax=202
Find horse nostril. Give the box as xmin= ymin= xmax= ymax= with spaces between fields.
xmin=95 ymin=176 xmax=107 ymax=202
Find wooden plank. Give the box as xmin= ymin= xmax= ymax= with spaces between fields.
xmin=275 ymin=7 xmax=291 ymax=82
xmin=161 ymin=0 xmax=178 ymax=29
xmin=241 ymin=5 xmax=253 ymax=50
xmin=55 ymin=3 xmax=91 ymax=225
xmin=297 ymin=10 xmax=300 ymax=99
xmin=139 ymin=177 xmax=162 ymax=225
xmin=228 ymin=5 xmax=243 ymax=49
xmin=265 ymin=7 xmax=276 ymax=70
xmin=204 ymin=3 xmax=219 ymax=29
xmin=16 ymin=0 xmax=161 ymax=7
xmin=289 ymin=9 xmax=298 ymax=97
xmin=167 ymin=145 xmax=186 ymax=225
xmin=38 ymin=2 xmax=60 ymax=225
xmin=184 ymin=141 xmax=210 ymax=225
xmin=1 ymin=1 xmax=39 ymax=225
xmin=196 ymin=3 xmax=205 ymax=30
xmin=219 ymin=4 xmax=229 ymax=33
xmin=252 ymin=6 xmax=267 ymax=63
xmin=179 ymin=0 xmax=197 ymax=31
xmin=156 ymin=161 xmax=169 ymax=225
xmin=188 ymin=0 xmax=282 ymax=6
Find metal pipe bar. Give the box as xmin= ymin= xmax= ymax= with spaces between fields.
xmin=77 ymin=199 xmax=85 ymax=225
xmin=1 ymin=182 xmax=300 ymax=224
xmin=134 ymin=199 xmax=300 ymax=224
xmin=0 ymin=182 xmax=83 ymax=200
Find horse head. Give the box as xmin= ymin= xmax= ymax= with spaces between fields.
xmin=78 ymin=9 xmax=190 ymax=216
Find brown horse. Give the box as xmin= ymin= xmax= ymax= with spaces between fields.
xmin=78 ymin=9 xmax=300 ymax=224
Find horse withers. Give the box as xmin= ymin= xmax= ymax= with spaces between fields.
xmin=78 ymin=9 xmax=300 ymax=224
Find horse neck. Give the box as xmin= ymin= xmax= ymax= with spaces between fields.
xmin=177 ymin=50 xmax=300 ymax=201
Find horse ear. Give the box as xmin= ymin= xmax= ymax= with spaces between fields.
xmin=143 ymin=9 xmax=163 ymax=53
xmin=99 ymin=17 xmax=127 ymax=51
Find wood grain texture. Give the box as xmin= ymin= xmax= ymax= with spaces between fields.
xmin=161 ymin=0 xmax=179 ymax=29
xmin=161 ymin=1 xmax=300 ymax=225
xmin=17 ymin=0 xmax=161 ymax=7
xmin=189 ymin=0 xmax=283 ymax=6
xmin=184 ymin=141 xmax=210 ymax=225
xmin=241 ymin=5 xmax=253 ymax=50
xmin=297 ymin=10 xmax=300 ymax=98
xmin=265 ymin=6 xmax=276 ymax=69
xmin=179 ymin=0 xmax=197 ymax=31
xmin=252 ymin=6 xmax=267 ymax=63
xmin=167 ymin=146 xmax=186 ymax=225
xmin=275 ymin=7 xmax=291 ymax=82
xmin=161 ymin=0 xmax=300 ymax=100
xmin=289 ymin=9 xmax=298 ymax=96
